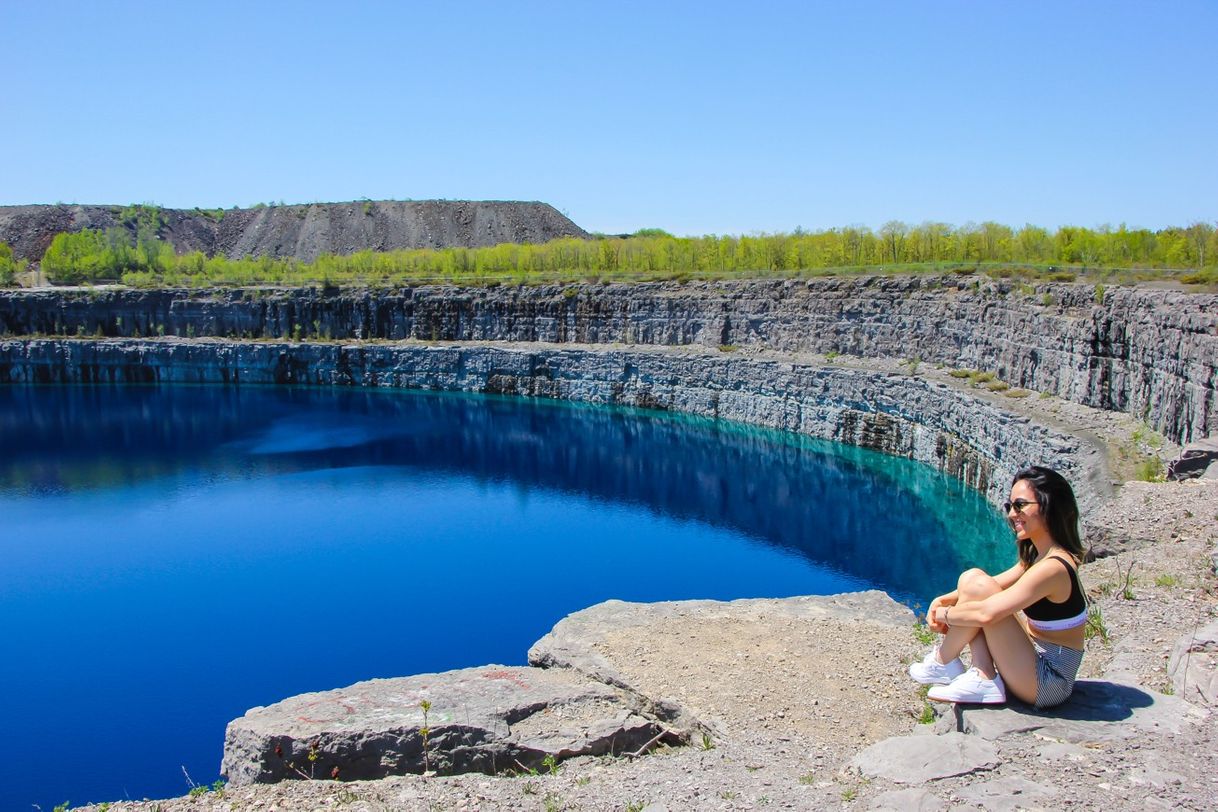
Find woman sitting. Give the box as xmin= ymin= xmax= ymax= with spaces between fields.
xmin=910 ymin=465 xmax=1087 ymax=708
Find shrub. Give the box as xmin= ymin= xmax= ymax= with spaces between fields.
xmin=0 ymin=242 xmax=19 ymax=286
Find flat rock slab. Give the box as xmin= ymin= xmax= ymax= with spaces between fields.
xmin=528 ymin=591 xmax=920 ymax=748
xmin=966 ymin=775 xmax=1057 ymax=812
xmin=221 ymin=665 xmax=665 ymax=785
xmin=955 ymin=680 xmax=1209 ymax=743
xmin=850 ymin=732 xmax=999 ymax=784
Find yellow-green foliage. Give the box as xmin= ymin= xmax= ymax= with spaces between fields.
xmin=35 ymin=219 xmax=1218 ymax=289
xmin=0 ymin=241 xmax=20 ymax=286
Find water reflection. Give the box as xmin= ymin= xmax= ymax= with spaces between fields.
xmin=0 ymin=384 xmax=1011 ymax=605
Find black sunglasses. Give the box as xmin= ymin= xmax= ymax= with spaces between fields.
xmin=1003 ymin=499 xmax=1038 ymax=514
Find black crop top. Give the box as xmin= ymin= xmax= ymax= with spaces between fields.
xmin=1024 ymin=556 xmax=1086 ymax=621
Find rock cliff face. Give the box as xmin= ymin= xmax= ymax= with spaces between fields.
xmin=0 ymin=201 xmax=588 ymax=262
xmin=0 ymin=338 xmax=1101 ymax=509
xmin=1 ymin=277 xmax=1213 ymax=444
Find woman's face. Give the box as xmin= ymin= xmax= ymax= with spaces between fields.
xmin=1007 ymin=479 xmax=1047 ymax=543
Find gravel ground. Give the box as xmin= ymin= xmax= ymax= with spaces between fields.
xmin=74 ymin=373 xmax=1218 ymax=812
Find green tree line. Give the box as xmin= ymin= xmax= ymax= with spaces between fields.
xmin=27 ymin=220 xmax=1218 ymax=288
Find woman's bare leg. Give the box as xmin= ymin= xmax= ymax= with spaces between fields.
xmin=938 ymin=568 xmax=1040 ymax=704
xmin=936 ymin=568 xmax=986 ymax=662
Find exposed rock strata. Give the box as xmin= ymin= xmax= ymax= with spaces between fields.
xmin=0 ymin=201 xmax=588 ymax=262
xmin=221 ymin=665 xmax=671 ymax=786
xmin=1 ymin=278 xmax=1213 ymax=444
xmin=0 ymin=338 xmax=1101 ymax=508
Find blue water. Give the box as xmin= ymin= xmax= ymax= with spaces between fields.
xmin=0 ymin=384 xmax=1013 ymax=809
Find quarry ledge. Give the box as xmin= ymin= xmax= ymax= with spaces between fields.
xmin=0 ymin=336 xmax=1108 ymax=508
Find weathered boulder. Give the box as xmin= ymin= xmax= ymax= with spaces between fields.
xmin=220 ymin=665 xmax=670 ymax=786
xmin=1167 ymin=621 xmax=1218 ymax=707
xmin=1167 ymin=437 xmax=1218 ymax=480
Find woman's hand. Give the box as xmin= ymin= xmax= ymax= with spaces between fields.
xmin=926 ymin=594 xmax=956 ymax=634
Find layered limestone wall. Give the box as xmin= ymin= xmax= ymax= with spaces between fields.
xmin=0 ymin=277 xmax=1213 ymax=444
xmin=0 ymin=338 xmax=1101 ymax=508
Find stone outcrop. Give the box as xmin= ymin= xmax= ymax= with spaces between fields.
xmin=221 ymin=665 xmax=673 ymax=786
xmin=1 ymin=278 xmax=1213 ymax=444
xmin=0 ymin=338 xmax=1103 ymax=508
xmin=0 ymin=201 xmax=588 ymax=263
xmin=222 ymin=592 xmax=920 ymax=785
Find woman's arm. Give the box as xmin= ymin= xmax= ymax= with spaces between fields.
xmin=927 ymin=562 xmax=1025 ymax=632
xmin=936 ymin=559 xmax=1064 ymax=628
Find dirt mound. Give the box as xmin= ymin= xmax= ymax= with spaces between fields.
xmin=0 ymin=200 xmax=589 ymax=263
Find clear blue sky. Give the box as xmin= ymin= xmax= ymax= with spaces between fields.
xmin=2 ymin=1 xmax=1214 ymax=236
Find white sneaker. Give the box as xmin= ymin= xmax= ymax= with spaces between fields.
xmin=908 ymin=647 xmax=966 ymax=685
xmin=927 ymin=667 xmax=1006 ymax=704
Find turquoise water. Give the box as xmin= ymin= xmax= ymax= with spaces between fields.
xmin=0 ymin=384 xmax=1013 ymax=809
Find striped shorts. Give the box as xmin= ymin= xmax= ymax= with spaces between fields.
xmin=1033 ymin=639 xmax=1084 ymax=709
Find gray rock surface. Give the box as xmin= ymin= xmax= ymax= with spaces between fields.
xmin=221 ymin=664 xmax=669 ymax=786
xmin=869 ymin=787 xmax=948 ymax=811
xmin=849 ymin=732 xmax=999 ymax=783
xmin=1167 ymin=437 xmax=1218 ymax=480
xmin=954 ymin=680 xmax=1207 ymax=742
xmin=1167 ymin=620 xmax=1218 ymax=707
xmin=964 ymin=775 xmax=1056 ymax=811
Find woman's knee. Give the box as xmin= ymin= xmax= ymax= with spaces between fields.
xmin=958 ymin=568 xmax=999 ymax=598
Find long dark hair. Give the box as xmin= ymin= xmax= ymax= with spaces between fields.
xmin=1012 ymin=465 xmax=1084 ymax=568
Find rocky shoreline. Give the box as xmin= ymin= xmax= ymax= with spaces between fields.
xmin=74 ymin=478 xmax=1216 ymax=811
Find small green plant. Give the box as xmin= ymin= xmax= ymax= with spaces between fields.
xmin=188 ymin=785 xmax=207 ymax=798
xmin=1041 ymin=292 xmax=1054 ymax=306
xmin=825 ymin=349 xmax=840 ymax=361
xmin=1115 ymin=556 xmax=1137 ymax=600
xmin=798 ymin=772 xmax=816 ymax=785
xmin=1155 ymin=574 xmax=1178 ymax=588
xmin=335 ymin=787 xmax=360 ymax=804
xmin=625 ymin=802 xmax=645 ymax=812
xmin=1094 ymin=283 xmax=1105 ymax=305
xmin=1134 ymin=457 xmax=1164 ymax=482
xmin=984 ymin=380 xmax=1010 ymax=392
xmin=522 ymin=781 xmax=540 ymax=796
xmin=185 ymin=323 xmax=195 ymax=339
xmin=542 ymin=754 xmax=559 ymax=775
xmin=419 ymin=699 xmax=434 ymax=775
xmin=699 ymin=732 xmax=714 ymax=751
xmin=292 ymin=323 xmax=303 ymax=341
xmin=575 ymin=775 xmax=591 ymax=786
xmin=718 ymin=344 xmax=739 ymax=352
xmin=841 ymin=786 xmax=857 ymax=801
xmin=543 ymin=793 xmax=562 ymax=812
xmin=52 ymin=803 xmax=70 ymax=812
xmin=97 ymin=805 xmax=110 ymax=812
xmin=156 ymin=323 xmax=165 ymax=336
xmin=949 ymin=368 xmax=972 ymax=379
xmin=904 ymin=355 xmax=921 ymax=375
xmin=1004 ymin=388 xmax=1033 ymax=398
xmin=1085 ymin=605 xmax=1110 ymax=644
xmin=917 ymin=703 xmax=935 ymax=724
xmin=912 ymin=623 xmax=936 ymax=646
xmin=720 ymin=790 xmax=739 ymax=800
